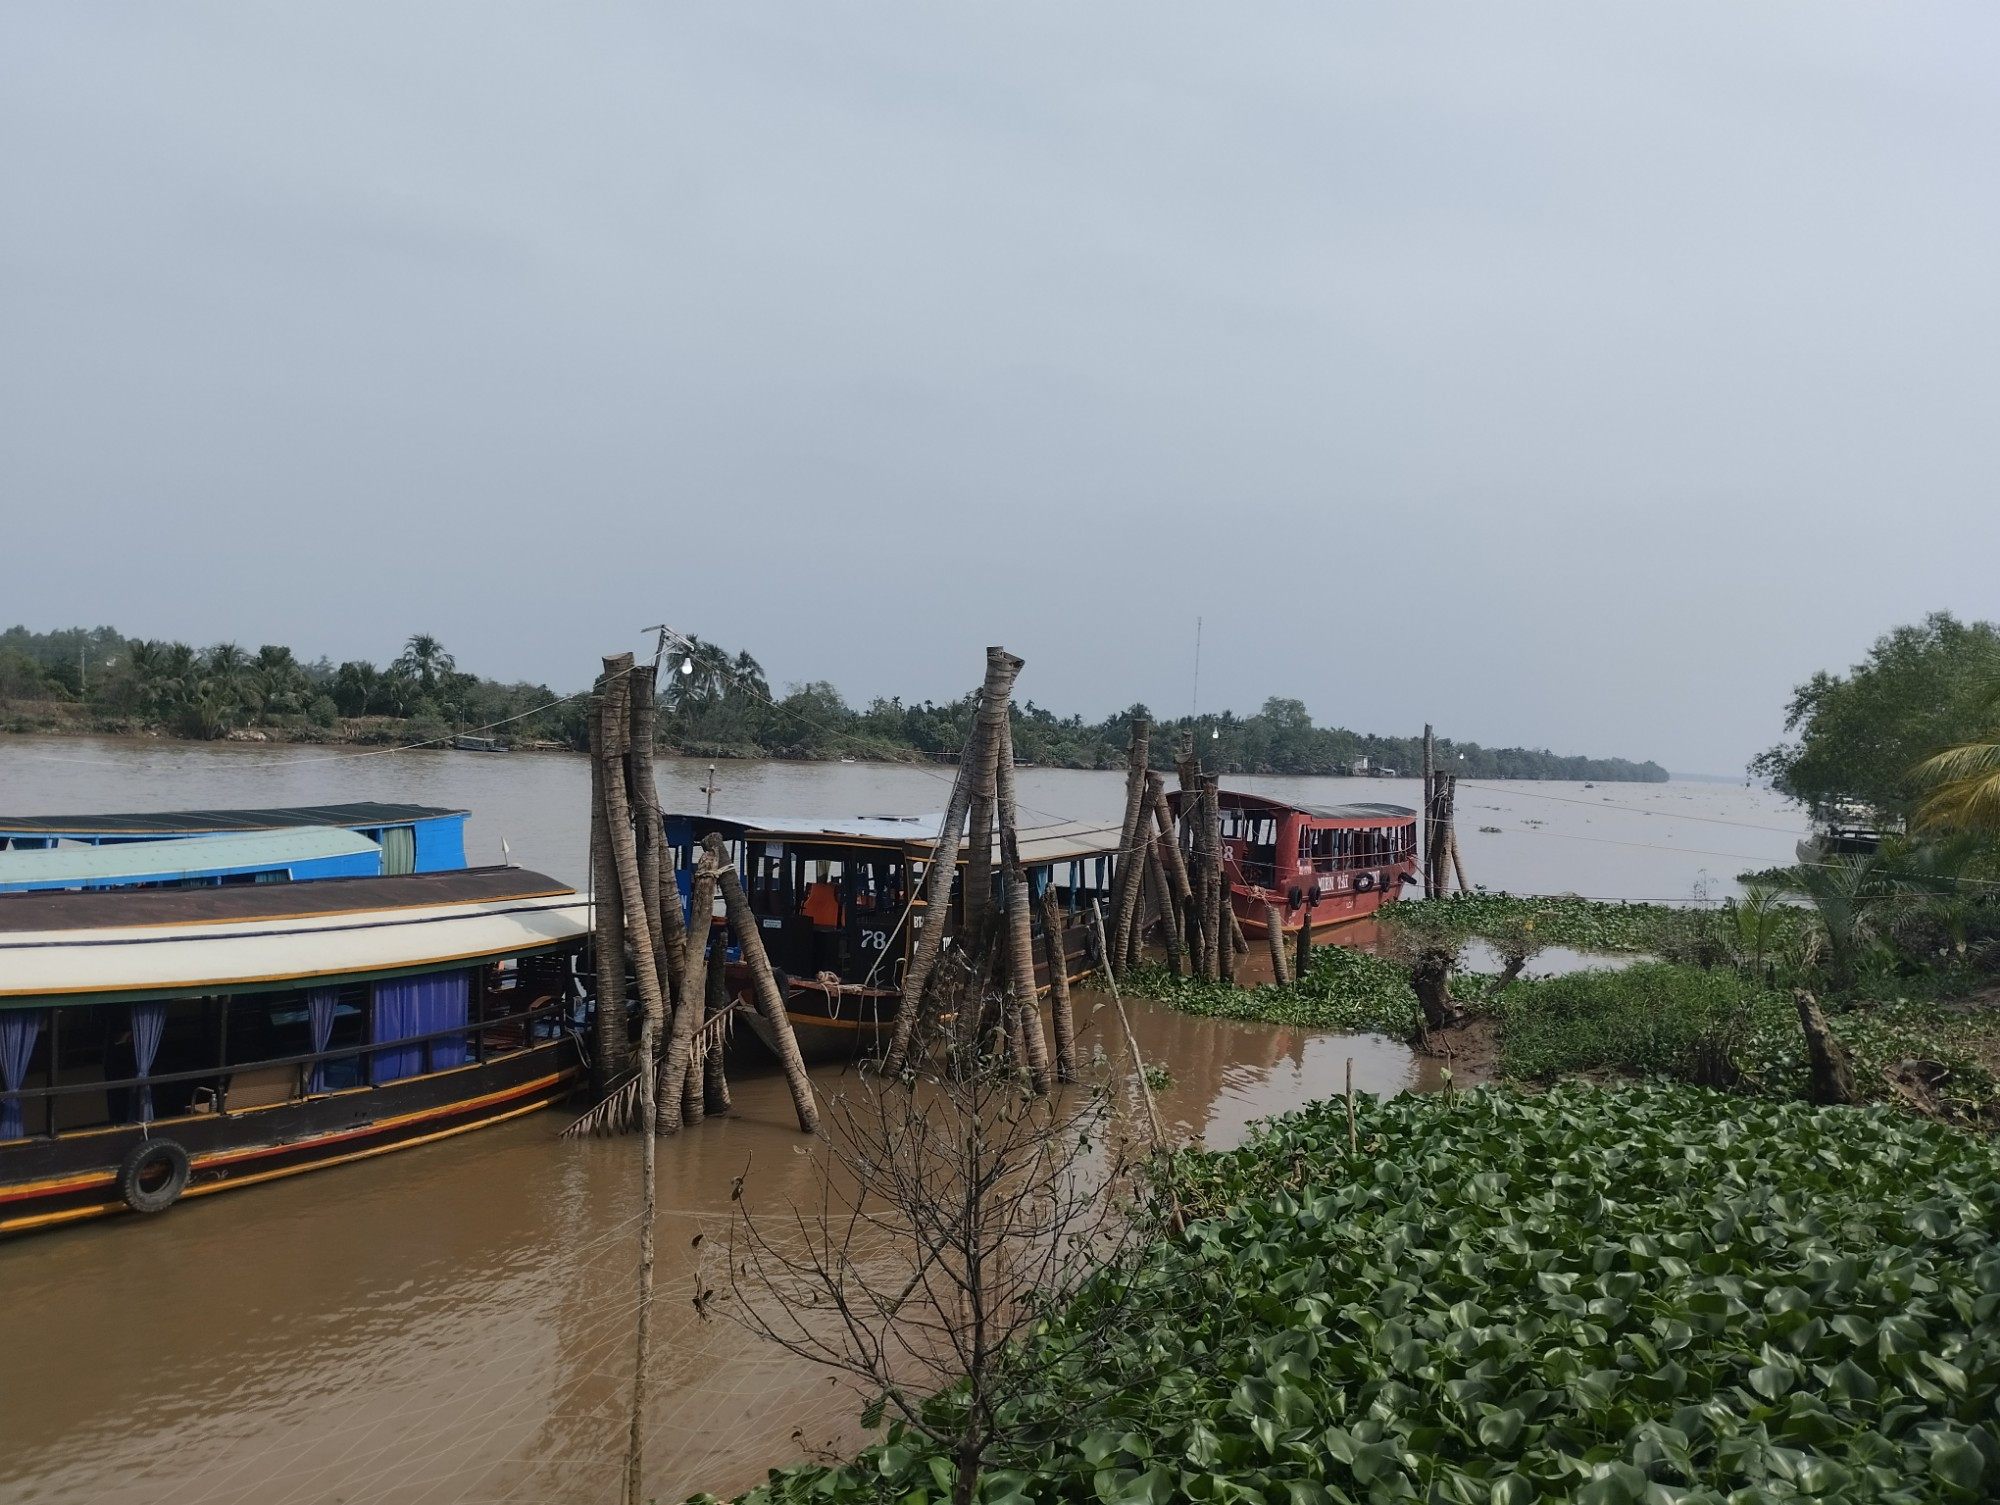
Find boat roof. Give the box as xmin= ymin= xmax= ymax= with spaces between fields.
xmin=1170 ymin=789 xmax=1416 ymax=821
xmin=680 ymin=812 xmax=1127 ymax=866
xmin=0 ymin=867 xmax=585 ymax=1007
xmin=0 ymin=802 xmax=467 ymax=838
xmin=0 ymin=827 xmax=380 ymax=889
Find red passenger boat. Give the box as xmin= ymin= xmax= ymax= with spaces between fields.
xmin=1171 ymin=789 xmax=1420 ymax=939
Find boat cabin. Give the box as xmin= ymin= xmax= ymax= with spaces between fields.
xmin=663 ymin=812 xmax=1123 ymax=1060
xmin=1168 ymin=789 xmax=1420 ymax=937
xmin=0 ymin=867 xmax=587 ymax=1236
xmin=0 ymin=803 xmax=470 ymax=876
xmin=0 ymin=827 xmax=386 ymax=893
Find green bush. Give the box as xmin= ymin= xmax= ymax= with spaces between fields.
xmin=1494 ymin=964 xmax=1788 ymax=1084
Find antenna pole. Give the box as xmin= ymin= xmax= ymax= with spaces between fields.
xmin=1191 ymin=616 xmax=1202 ymax=721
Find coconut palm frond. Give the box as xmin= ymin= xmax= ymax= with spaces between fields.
xmin=560 ymin=1069 xmax=645 ymax=1139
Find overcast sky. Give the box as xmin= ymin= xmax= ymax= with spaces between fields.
xmin=4 ymin=4 xmax=1996 ymax=774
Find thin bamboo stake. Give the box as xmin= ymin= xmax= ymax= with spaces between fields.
xmin=658 ymin=850 xmax=720 ymax=1133
xmin=702 ymin=928 xmax=732 ymax=1113
xmin=1263 ymin=902 xmax=1291 ymax=984
xmin=707 ymin=834 xmax=819 ymax=1132
xmin=1090 ymin=900 xmax=1164 ymax=1153
xmin=1345 ymin=1057 xmax=1357 ymax=1155
xmin=1039 ymin=882 xmax=1077 ymax=1083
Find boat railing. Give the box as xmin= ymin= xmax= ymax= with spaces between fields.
xmin=3 ymin=995 xmax=572 ymax=1138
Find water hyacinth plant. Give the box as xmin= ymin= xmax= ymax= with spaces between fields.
xmin=706 ymin=1083 xmax=2000 ymax=1505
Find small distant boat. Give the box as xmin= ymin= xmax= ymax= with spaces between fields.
xmin=1168 ymin=788 xmax=1419 ymax=939
xmin=451 ymin=736 xmax=509 ymax=754
xmin=1797 ymin=800 xmax=1891 ymax=866
xmin=839 ymin=755 xmax=857 ymax=765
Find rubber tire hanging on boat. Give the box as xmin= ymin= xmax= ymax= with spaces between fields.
xmin=1355 ymin=872 xmax=1376 ymax=894
xmin=117 ymin=1137 xmax=191 ymax=1214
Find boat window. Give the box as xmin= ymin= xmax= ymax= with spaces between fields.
xmin=380 ymin=825 xmax=417 ymax=875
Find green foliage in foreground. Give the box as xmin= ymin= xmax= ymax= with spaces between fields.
xmin=709 ymin=1084 xmax=2000 ymax=1504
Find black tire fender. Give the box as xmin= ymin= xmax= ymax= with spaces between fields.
xmin=118 ymin=1137 xmax=191 ymax=1214
xmin=1355 ymin=872 xmax=1377 ymax=894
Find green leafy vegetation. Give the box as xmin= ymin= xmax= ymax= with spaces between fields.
xmin=1490 ymin=964 xmax=1781 ymax=1085
xmin=1127 ymin=946 xmax=1420 ymax=1037
xmin=709 ymin=1084 xmax=2000 ymax=1504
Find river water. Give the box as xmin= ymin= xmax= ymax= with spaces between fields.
xmin=0 ymin=739 xmax=1808 ymax=1504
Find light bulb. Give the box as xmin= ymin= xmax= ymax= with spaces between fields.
xmin=680 ymin=656 xmax=695 ymax=676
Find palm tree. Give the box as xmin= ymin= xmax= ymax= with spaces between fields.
xmin=1913 ymin=675 xmax=2000 ymax=834
xmin=393 ymin=634 xmax=456 ymax=693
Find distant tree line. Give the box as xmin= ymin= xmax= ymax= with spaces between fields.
xmin=0 ymin=625 xmax=584 ymax=746
xmin=1 ymin=623 xmax=1668 ymax=780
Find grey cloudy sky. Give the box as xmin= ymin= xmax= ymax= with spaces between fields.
xmin=4 ymin=3 xmax=1996 ymax=774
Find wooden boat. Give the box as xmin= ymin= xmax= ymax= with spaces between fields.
xmin=1168 ymin=789 xmax=1419 ymax=939
xmin=451 ymin=736 xmax=509 ymax=754
xmin=663 ymin=812 xmax=1122 ymax=1062
xmin=0 ymin=866 xmax=588 ymax=1236
xmin=0 ymin=803 xmax=470 ymax=876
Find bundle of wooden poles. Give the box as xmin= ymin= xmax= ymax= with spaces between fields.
xmin=883 ymin=646 xmax=1087 ymax=1091
xmin=578 ymin=651 xmax=817 ymax=1138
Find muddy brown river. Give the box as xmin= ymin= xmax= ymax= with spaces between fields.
xmin=0 ymin=740 xmax=1803 ymax=1503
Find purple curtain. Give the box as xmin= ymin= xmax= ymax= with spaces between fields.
xmin=131 ymin=1001 xmax=166 ymax=1124
xmin=370 ymin=971 xmax=469 ymax=1085
xmin=0 ymin=1010 xmax=42 ymax=1140
xmin=306 ymin=987 xmax=339 ymax=1094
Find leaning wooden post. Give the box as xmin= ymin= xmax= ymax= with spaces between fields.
xmin=706 ymin=834 xmax=819 ymax=1132
xmin=1090 ymin=900 xmax=1165 ymax=1152
xmin=1263 ymin=901 xmax=1291 ymax=984
xmin=658 ymin=849 xmax=720 ymax=1133
xmin=995 ymin=714 xmax=1051 ymax=1092
xmin=630 ymin=665 xmax=690 ymax=1002
xmin=1107 ymin=718 xmax=1152 ymax=973
xmin=1142 ymin=845 xmax=1179 ymax=973
xmin=1039 ymin=881 xmax=1077 ymax=1083
xmin=1148 ymin=774 xmax=1193 ymax=911
xmin=588 ymin=694 xmax=630 ymax=1088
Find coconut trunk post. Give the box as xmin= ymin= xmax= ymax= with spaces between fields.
xmin=630 ymin=665 xmax=690 ymax=1001
xmin=588 ymin=695 xmax=630 ymax=1089
xmin=658 ymin=850 xmax=720 ymax=1133
xmin=886 ymin=650 xmax=1021 ymax=1074
xmin=706 ymin=834 xmax=819 ymax=1132
xmin=1148 ymin=774 xmax=1193 ymax=912
xmin=597 ymin=656 xmax=668 ymax=1505
xmin=1263 ymin=902 xmax=1291 ymax=984
xmin=962 ymin=649 xmax=1022 ymax=957
xmin=1107 ymin=718 xmax=1151 ymax=973
xmin=994 ymin=714 xmax=1051 ymax=1092
xmin=1142 ymin=845 xmax=1180 ymax=973
xmin=1422 ymin=724 xmax=1436 ymax=899
xmin=1038 ymin=882 xmax=1077 ymax=1083
xmin=1205 ymin=776 xmax=1233 ymax=983
xmin=1295 ymin=917 xmax=1313 ymax=982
